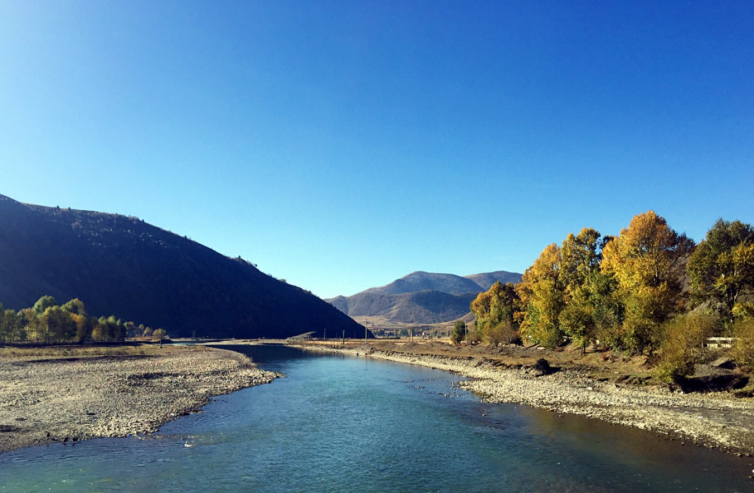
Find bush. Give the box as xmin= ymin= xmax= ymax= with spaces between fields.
xmin=484 ymin=321 xmax=519 ymax=347
xmin=653 ymin=312 xmax=716 ymax=383
xmin=466 ymin=328 xmax=483 ymax=345
xmin=732 ymin=318 xmax=754 ymax=370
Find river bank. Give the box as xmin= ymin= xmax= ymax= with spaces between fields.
xmin=0 ymin=345 xmax=279 ymax=455
xmin=293 ymin=341 xmax=754 ymax=456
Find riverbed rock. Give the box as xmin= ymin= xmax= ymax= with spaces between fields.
xmin=532 ymin=358 xmax=554 ymax=377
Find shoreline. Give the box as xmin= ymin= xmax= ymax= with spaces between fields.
xmin=0 ymin=345 xmax=280 ymax=455
xmin=292 ymin=342 xmax=754 ymax=456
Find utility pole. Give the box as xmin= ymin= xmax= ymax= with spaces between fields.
xmin=342 ymin=330 xmax=345 ymax=347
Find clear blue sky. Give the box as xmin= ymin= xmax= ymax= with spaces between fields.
xmin=1 ymin=1 xmax=752 ymax=298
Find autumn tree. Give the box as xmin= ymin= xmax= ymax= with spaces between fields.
xmin=600 ymin=211 xmax=695 ymax=353
xmin=516 ymin=243 xmax=564 ymax=348
xmin=42 ymin=306 xmax=77 ymax=342
xmin=62 ymin=298 xmax=87 ymax=317
xmin=471 ymin=281 xmax=519 ymax=345
xmin=687 ymin=219 xmax=754 ymax=323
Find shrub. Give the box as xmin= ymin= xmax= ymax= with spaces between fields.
xmin=653 ymin=312 xmax=716 ymax=383
xmin=484 ymin=321 xmax=519 ymax=347
xmin=732 ymin=318 xmax=754 ymax=370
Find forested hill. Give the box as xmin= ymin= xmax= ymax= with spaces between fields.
xmin=327 ymin=270 xmax=522 ymax=324
xmin=0 ymin=194 xmax=364 ymax=339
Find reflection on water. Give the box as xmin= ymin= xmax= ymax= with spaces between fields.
xmin=0 ymin=345 xmax=752 ymax=492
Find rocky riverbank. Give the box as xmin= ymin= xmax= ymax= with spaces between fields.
xmin=295 ymin=342 xmax=754 ymax=456
xmin=0 ymin=345 xmax=279 ymax=454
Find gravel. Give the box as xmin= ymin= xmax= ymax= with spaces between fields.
xmin=0 ymin=346 xmax=279 ymax=454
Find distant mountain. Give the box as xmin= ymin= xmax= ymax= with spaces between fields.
xmin=464 ymin=270 xmax=523 ymax=291
xmin=362 ymin=271 xmax=484 ymax=296
xmin=0 ymin=194 xmax=365 ymax=339
xmin=327 ymin=269 xmax=522 ymax=324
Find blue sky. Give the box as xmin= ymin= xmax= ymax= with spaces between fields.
xmin=1 ymin=1 xmax=752 ymax=298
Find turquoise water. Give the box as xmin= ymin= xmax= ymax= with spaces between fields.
xmin=1 ymin=345 xmax=752 ymax=492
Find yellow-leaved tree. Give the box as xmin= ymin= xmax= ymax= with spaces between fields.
xmin=600 ymin=211 xmax=694 ymax=353
xmin=470 ymin=281 xmax=519 ymax=346
xmin=515 ymin=243 xmax=564 ymax=348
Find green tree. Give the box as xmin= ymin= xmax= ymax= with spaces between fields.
xmin=450 ymin=320 xmax=466 ymax=345
xmin=687 ymin=219 xmax=754 ymax=323
xmin=33 ymin=296 xmax=57 ymax=315
xmin=559 ymin=228 xmax=604 ymax=352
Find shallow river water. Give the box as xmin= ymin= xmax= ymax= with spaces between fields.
xmin=1 ymin=345 xmax=753 ymax=492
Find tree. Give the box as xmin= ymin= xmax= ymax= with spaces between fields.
xmin=33 ymin=296 xmax=57 ymax=315
xmin=600 ymin=211 xmax=695 ymax=353
xmin=687 ymin=219 xmax=754 ymax=323
xmin=61 ymin=298 xmax=87 ymax=317
xmin=72 ymin=314 xmax=93 ymax=342
xmin=559 ymin=228 xmax=604 ymax=352
xmin=42 ymin=306 xmax=77 ymax=342
xmin=471 ymin=281 xmax=519 ymax=346
xmin=450 ymin=320 xmax=466 ymax=345
xmin=515 ymin=243 xmax=565 ymax=348
xmin=21 ymin=308 xmax=45 ymax=342
xmin=152 ymin=328 xmax=168 ymax=341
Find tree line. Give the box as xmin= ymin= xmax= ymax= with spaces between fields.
xmin=0 ymin=296 xmax=167 ymax=344
xmin=462 ymin=211 xmax=754 ymax=380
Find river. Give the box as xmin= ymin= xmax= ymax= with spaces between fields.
xmin=1 ymin=345 xmax=752 ymax=492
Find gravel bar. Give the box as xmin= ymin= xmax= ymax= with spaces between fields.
xmin=0 ymin=346 xmax=280 ymax=454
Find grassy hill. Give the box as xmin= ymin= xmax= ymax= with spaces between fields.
xmin=0 ymin=194 xmax=364 ymax=339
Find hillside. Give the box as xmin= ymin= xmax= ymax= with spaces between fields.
xmin=327 ymin=270 xmax=522 ymax=324
xmin=0 ymin=194 xmax=365 ymax=339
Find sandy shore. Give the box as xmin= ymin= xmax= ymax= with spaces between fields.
xmin=295 ymin=342 xmax=754 ymax=456
xmin=0 ymin=345 xmax=279 ymax=455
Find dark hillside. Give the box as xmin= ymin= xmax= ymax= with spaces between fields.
xmin=0 ymin=194 xmax=364 ymax=339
